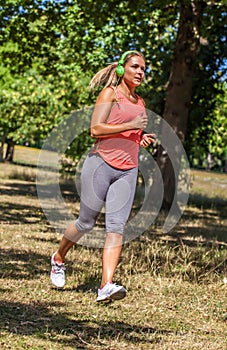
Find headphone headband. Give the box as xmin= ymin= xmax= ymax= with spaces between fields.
xmin=118 ymin=50 xmax=139 ymax=65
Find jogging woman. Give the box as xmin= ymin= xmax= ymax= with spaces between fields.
xmin=50 ymin=51 xmax=155 ymax=302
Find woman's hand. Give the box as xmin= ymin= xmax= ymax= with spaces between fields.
xmin=129 ymin=113 xmax=148 ymax=130
xmin=140 ymin=133 xmax=156 ymax=148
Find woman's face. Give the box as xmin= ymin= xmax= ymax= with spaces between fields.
xmin=123 ymin=55 xmax=146 ymax=87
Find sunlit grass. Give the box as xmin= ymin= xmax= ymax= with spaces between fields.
xmin=0 ymin=150 xmax=226 ymax=349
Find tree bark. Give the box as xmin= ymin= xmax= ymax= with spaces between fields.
xmin=5 ymin=139 xmax=15 ymax=162
xmin=0 ymin=135 xmax=6 ymax=162
xmin=158 ymin=0 xmax=206 ymax=209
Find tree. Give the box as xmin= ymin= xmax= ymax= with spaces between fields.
xmin=0 ymin=0 xmax=93 ymax=161
xmin=187 ymin=84 xmax=227 ymax=171
xmin=156 ymin=0 xmax=227 ymax=208
xmin=185 ymin=0 xmax=227 ymax=170
xmin=0 ymin=0 xmax=226 ymax=174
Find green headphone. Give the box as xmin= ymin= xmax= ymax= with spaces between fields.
xmin=115 ymin=50 xmax=139 ymax=77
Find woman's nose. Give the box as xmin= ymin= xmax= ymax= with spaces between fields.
xmin=137 ymin=67 xmax=144 ymax=74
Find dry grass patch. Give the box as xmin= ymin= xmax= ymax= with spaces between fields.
xmin=0 ymin=162 xmax=226 ymax=349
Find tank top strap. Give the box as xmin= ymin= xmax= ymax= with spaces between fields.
xmin=109 ymin=85 xmax=120 ymax=103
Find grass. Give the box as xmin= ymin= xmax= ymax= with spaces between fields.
xmin=0 ymin=146 xmax=227 ymax=349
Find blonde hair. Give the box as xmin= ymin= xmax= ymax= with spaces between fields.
xmin=90 ymin=52 xmax=145 ymax=91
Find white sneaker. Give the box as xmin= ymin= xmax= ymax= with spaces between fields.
xmin=50 ymin=253 xmax=66 ymax=288
xmin=97 ymin=282 xmax=127 ymax=302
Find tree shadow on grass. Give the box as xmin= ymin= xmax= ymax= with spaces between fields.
xmin=146 ymin=191 xmax=227 ymax=245
xmin=0 ymin=248 xmax=50 ymax=280
xmin=0 ymin=247 xmax=99 ymax=286
xmin=0 ymin=180 xmax=79 ymax=224
xmin=189 ymin=193 xmax=227 ymax=207
xmin=0 ymin=300 xmax=172 ymax=348
xmin=150 ymin=217 xmax=227 ymax=245
xmin=0 ymin=202 xmax=44 ymax=224
xmin=1 ymin=177 xmax=226 ymax=243
xmin=0 ymin=181 xmax=38 ymax=197
xmin=0 ymin=179 xmax=78 ymax=200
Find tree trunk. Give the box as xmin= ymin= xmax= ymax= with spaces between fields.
xmin=207 ymin=152 xmax=212 ymax=170
xmin=0 ymin=134 xmax=6 ymax=162
xmin=5 ymin=139 xmax=15 ymax=162
xmin=158 ymin=0 xmax=206 ymax=209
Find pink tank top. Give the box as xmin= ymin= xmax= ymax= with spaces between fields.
xmin=91 ymin=88 xmax=146 ymax=170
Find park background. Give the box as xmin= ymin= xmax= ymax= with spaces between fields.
xmin=0 ymin=1 xmax=227 ymax=349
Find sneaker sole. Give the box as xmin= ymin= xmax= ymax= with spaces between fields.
xmin=97 ymin=289 xmax=126 ymax=302
xmin=51 ymin=283 xmax=64 ymax=289
xmin=110 ymin=289 xmax=126 ymax=300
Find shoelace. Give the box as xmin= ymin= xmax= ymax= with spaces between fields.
xmin=52 ymin=263 xmax=66 ymax=273
xmin=109 ymin=283 xmax=121 ymax=288
xmin=101 ymin=282 xmax=122 ymax=291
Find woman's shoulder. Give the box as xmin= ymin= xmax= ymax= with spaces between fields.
xmin=96 ymin=86 xmax=116 ymax=103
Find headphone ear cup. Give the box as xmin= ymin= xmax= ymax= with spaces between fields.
xmin=116 ymin=65 xmax=124 ymax=77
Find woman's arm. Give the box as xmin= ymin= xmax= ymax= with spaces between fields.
xmin=90 ymin=87 xmax=148 ymax=138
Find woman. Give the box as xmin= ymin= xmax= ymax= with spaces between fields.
xmin=50 ymin=50 xmax=155 ymax=302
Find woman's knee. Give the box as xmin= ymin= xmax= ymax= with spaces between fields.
xmin=106 ymin=223 xmax=125 ymax=235
xmin=75 ymin=217 xmax=96 ymax=233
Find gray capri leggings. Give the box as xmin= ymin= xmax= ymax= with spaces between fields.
xmin=75 ymin=154 xmax=138 ymax=235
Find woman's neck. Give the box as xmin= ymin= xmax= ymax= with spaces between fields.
xmin=117 ymin=83 xmax=137 ymax=102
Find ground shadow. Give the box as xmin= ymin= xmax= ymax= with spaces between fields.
xmin=188 ymin=193 xmax=227 ymax=211
xmin=0 ymin=300 xmax=172 ymax=348
xmin=0 ymin=181 xmax=37 ymax=197
xmin=0 ymin=201 xmax=44 ymax=224
xmin=0 ymin=248 xmax=51 ymax=280
xmin=0 ymin=180 xmax=79 ymax=201
xmin=0 ymin=246 xmax=99 ymax=286
xmin=152 ymin=201 xmax=227 ymax=244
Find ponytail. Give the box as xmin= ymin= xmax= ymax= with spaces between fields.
xmin=89 ymin=62 xmax=118 ymax=91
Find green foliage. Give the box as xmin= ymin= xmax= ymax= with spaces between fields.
xmin=0 ymin=0 xmax=226 ymax=169
xmin=187 ymin=84 xmax=227 ymax=170
xmin=0 ymin=72 xmax=63 ymax=145
xmin=184 ymin=1 xmax=227 ymax=170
